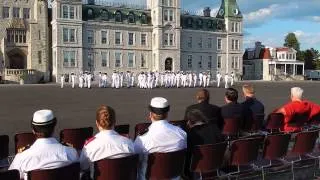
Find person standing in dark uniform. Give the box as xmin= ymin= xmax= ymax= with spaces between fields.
xmin=184 ymin=89 xmax=223 ymax=130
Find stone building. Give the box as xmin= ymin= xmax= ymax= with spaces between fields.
xmin=0 ymin=0 xmax=50 ymax=83
xmin=50 ymin=0 xmax=243 ymax=82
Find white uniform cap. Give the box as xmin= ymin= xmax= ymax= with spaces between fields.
xmin=149 ymin=97 xmax=170 ymax=114
xmin=32 ymin=109 xmax=56 ymax=126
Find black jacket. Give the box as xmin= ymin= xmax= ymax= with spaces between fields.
xmin=221 ymin=102 xmax=251 ymax=129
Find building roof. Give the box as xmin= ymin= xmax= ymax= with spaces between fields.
xmin=180 ymin=15 xmax=226 ymax=32
xmin=276 ymin=47 xmax=289 ymax=52
xmin=243 ymin=48 xmax=271 ymax=60
xmin=260 ymin=48 xmax=271 ymax=59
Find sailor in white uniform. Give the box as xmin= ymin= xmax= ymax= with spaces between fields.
xmin=71 ymin=73 xmax=76 ymax=88
xmin=224 ymin=73 xmax=229 ymax=89
xmin=60 ymin=74 xmax=65 ymax=88
xmin=230 ymin=72 xmax=235 ymax=86
xmin=216 ymin=71 xmax=222 ymax=88
xmin=9 ymin=110 xmax=78 ymax=180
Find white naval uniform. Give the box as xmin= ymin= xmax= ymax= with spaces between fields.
xmin=224 ymin=74 xmax=229 ymax=89
xmin=60 ymin=75 xmax=65 ymax=88
xmin=193 ymin=74 xmax=197 ymax=87
xmin=230 ymin=73 xmax=235 ymax=86
xmin=87 ymin=74 xmax=92 ymax=89
xmin=216 ymin=73 xmax=222 ymax=88
xmin=9 ymin=138 xmax=78 ymax=180
xmin=79 ymin=130 xmax=135 ymax=172
xmin=71 ymin=74 xmax=76 ymax=88
xmin=206 ymin=74 xmax=211 ymax=87
xmin=79 ymin=75 xmax=84 ymax=88
xmin=134 ymin=120 xmax=187 ymax=180
xmin=202 ymin=74 xmax=207 ymax=88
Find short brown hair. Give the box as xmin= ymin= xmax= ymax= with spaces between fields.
xmin=96 ymin=105 xmax=116 ymax=130
xmin=242 ymin=84 xmax=255 ymax=95
xmin=196 ymin=89 xmax=210 ymax=102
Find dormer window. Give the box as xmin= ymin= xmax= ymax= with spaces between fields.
xmin=128 ymin=12 xmax=135 ymax=23
xmin=101 ymin=9 xmax=109 ymax=20
xmin=207 ymin=20 xmax=213 ymax=28
xmin=198 ymin=19 xmax=203 ymax=28
xmin=140 ymin=13 xmax=148 ymax=24
xmin=115 ymin=11 xmax=122 ymax=22
xmin=87 ymin=9 xmax=94 ymax=19
xmin=187 ymin=18 xmax=193 ymax=27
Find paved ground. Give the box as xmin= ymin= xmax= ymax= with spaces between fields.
xmin=1 ymin=81 xmax=320 ymax=153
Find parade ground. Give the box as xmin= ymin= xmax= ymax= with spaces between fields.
xmin=1 ymin=81 xmax=320 ymax=153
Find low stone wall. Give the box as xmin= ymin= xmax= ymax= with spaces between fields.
xmin=4 ymin=69 xmax=41 ymax=84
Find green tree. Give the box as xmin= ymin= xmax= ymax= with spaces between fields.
xmin=304 ymin=49 xmax=314 ymax=69
xmin=284 ymin=32 xmax=300 ymax=51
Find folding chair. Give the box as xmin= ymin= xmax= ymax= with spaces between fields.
xmin=223 ymin=118 xmax=241 ymax=141
xmin=114 ymin=124 xmax=130 ymax=138
xmin=146 ymin=149 xmax=186 ymax=179
xmin=14 ymin=132 xmax=36 ymax=154
xmin=170 ymin=120 xmax=187 ymax=131
xmin=265 ymin=113 xmax=284 ymax=133
xmin=246 ymin=114 xmax=265 ymax=133
xmin=190 ymin=142 xmax=227 ymax=179
xmin=27 ymin=163 xmax=80 ymax=180
xmin=134 ymin=123 xmax=151 ymax=139
xmin=60 ymin=127 xmax=93 ymax=150
xmin=94 ymin=154 xmax=138 ymax=180
xmin=0 ymin=169 xmax=20 ymax=180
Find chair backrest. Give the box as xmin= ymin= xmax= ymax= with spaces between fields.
xmin=291 ymin=130 xmax=319 ymax=155
xmin=249 ymin=114 xmax=265 ymax=132
xmin=170 ymin=120 xmax=187 ymax=131
xmin=266 ymin=113 xmax=284 ymax=131
xmin=146 ymin=149 xmax=186 ymax=179
xmin=60 ymin=127 xmax=93 ymax=150
xmin=289 ymin=113 xmax=309 ymax=128
xmin=0 ymin=169 xmax=20 ymax=180
xmin=94 ymin=154 xmax=138 ymax=180
xmin=190 ymin=142 xmax=227 ymax=173
xmin=114 ymin=124 xmax=130 ymax=138
xmin=27 ymin=163 xmax=80 ymax=180
xmin=223 ymin=118 xmax=241 ymax=136
xmin=263 ymin=133 xmax=291 ymax=160
xmin=0 ymin=135 xmax=9 ymax=159
xmin=134 ymin=123 xmax=151 ymax=139
xmin=230 ymin=137 xmax=263 ymax=166
xmin=14 ymin=132 xmax=36 ymax=154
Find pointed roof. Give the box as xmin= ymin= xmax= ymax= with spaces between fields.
xmin=259 ymin=48 xmax=271 ymax=59
xmin=216 ymin=0 xmax=243 ymax=19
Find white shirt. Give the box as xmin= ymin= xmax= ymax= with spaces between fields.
xmin=134 ymin=120 xmax=187 ymax=180
xmin=9 ymin=138 xmax=78 ymax=180
xmin=79 ymin=130 xmax=135 ymax=170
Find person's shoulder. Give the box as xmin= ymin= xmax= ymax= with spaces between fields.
xmin=209 ymin=103 xmax=220 ymax=109
xmin=83 ymin=137 xmax=96 ymax=147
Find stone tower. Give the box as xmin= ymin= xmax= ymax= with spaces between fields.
xmin=216 ymin=0 xmax=243 ymax=74
xmin=148 ymin=0 xmax=181 ymax=72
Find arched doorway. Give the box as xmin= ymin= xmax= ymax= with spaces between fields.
xmin=165 ymin=58 xmax=173 ymax=71
xmin=7 ymin=49 xmax=26 ymax=69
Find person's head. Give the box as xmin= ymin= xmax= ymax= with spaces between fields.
xmin=242 ymin=84 xmax=255 ymax=98
xmin=31 ymin=110 xmax=57 ymax=139
xmin=196 ymin=89 xmax=210 ymax=103
xmin=225 ymin=88 xmax=238 ymax=103
xmin=291 ymin=87 xmax=303 ymax=101
xmin=148 ymin=97 xmax=170 ymax=121
xmin=185 ymin=109 xmax=209 ymax=129
xmin=96 ymin=105 xmax=116 ymax=131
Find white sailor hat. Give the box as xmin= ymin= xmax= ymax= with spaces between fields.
xmin=149 ymin=97 xmax=170 ymax=114
xmin=32 ymin=109 xmax=56 ymax=126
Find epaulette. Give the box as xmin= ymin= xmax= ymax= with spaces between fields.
xmin=84 ymin=137 xmax=96 ymax=146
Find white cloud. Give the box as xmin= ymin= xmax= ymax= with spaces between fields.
xmin=311 ymin=16 xmax=320 ymax=23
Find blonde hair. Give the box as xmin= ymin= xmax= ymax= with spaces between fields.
xmin=96 ymin=105 xmax=116 ymax=130
xmin=242 ymin=84 xmax=255 ymax=95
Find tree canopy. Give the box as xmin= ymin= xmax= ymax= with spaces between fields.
xmin=284 ymin=32 xmax=300 ymax=51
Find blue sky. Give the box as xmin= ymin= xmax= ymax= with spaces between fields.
xmin=98 ymin=0 xmax=320 ymax=50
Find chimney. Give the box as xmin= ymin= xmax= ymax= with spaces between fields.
xmin=88 ymin=0 xmax=95 ymax=5
xmin=203 ymin=7 xmax=211 ymax=17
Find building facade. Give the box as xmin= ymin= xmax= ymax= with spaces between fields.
xmin=0 ymin=0 xmax=50 ymax=83
xmin=243 ymin=42 xmax=305 ymax=81
xmin=50 ymin=0 xmax=243 ymax=82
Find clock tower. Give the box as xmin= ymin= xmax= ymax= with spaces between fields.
xmin=216 ymin=0 xmax=243 ymax=74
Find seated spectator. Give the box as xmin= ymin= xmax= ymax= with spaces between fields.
xmin=221 ymin=88 xmax=249 ymax=129
xmin=79 ymin=105 xmax=135 ymax=175
xmin=9 ymin=109 xmax=78 ymax=180
xmin=276 ymin=87 xmax=320 ymax=132
xmin=184 ymin=89 xmax=223 ymax=130
xmin=184 ymin=109 xmax=224 ymax=178
xmin=241 ymin=84 xmax=265 ymax=129
xmin=134 ymin=97 xmax=187 ymax=180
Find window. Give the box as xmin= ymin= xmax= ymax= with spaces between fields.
xmin=207 ymin=38 xmax=212 ymax=48
xmin=115 ymin=32 xmax=121 ymax=45
xmin=38 ymin=51 xmax=42 ymax=64
xmin=88 ymin=52 xmax=93 ymax=68
xmin=128 ymin=33 xmax=134 ymax=45
xmin=164 ymin=10 xmax=168 ymax=21
xmin=23 ymin=8 xmax=30 ymax=19
xmin=232 ymin=57 xmax=239 ymax=69
xmin=70 ymin=29 xmax=75 ymax=42
xmin=128 ymin=12 xmax=135 ymax=23
xmin=169 ymin=34 xmax=174 ymax=45
xmin=235 ymin=22 xmax=238 ymax=32
xmin=101 ymin=52 xmax=107 ymax=67
xmin=13 ymin=7 xmax=20 ymax=18
xmin=217 ymin=38 xmax=222 ymax=50
xmin=87 ymin=30 xmax=94 ymax=44
xmin=141 ymin=13 xmax=147 ymax=24
xmin=208 ymin=56 xmax=212 ymax=68
xmin=70 ymin=6 xmax=75 ymax=19
xmin=236 ymin=40 xmax=240 ymax=50
xmin=164 ymin=33 xmax=168 ymax=45
xmin=63 ymin=5 xmax=68 ymax=18
xmin=198 ymin=38 xmax=202 ymax=48
xmin=3 ymin=7 xmax=9 ymax=18
xmin=286 ymin=54 xmax=288 ymax=59
xmin=169 ymin=10 xmax=173 ymax=21
xmin=63 ymin=51 xmax=76 ymax=67
xmin=231 ymin=39 xmax=239 ymax=50
xmin=187 ymin=37 xmax=192 ymax=48
xmin=101 ymin=9 xmax=109 ymax=20
xmin=187 ymin=55 xmax=192 ymax=68
xmin=232 ymin=39 xmax=235 ymax=50
xmin=101 ymin=31 xmax=107 ymax=44
xmin=63 ymin=28 xmax=76 ymax=43
xmin=115 ymin=52 xmax=121 ymax=67
xmin=199 ymin=56 xmax=203 ymax=68
xmin=232 ymin=57 xmax=235 ymax=69
xmin=141 ymin=34 xmax=146 ymax=45
xmin=231 ymin=22 xmax=235 ymax=32
xmin=128 ymin=52 xmax=134 ymax=67
xmin=217 ymin=55 xmax=221 ymax=68
xmin=169 ymin=0 xmax=173 ymax=6
xmin=282 ymin=54 xmax=285 ymax=59
xmin=141 ymin=54 xmax=146 ymax=68
xmin=63 ymin=28 xmax=68 ymax=42
xmin=115 ymin=11 xmax=122 ymax=22
xmin=289 ymin=54 xmax=292 ymax=59
xmin=293 ymin=54 xmax=296 ymax=60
